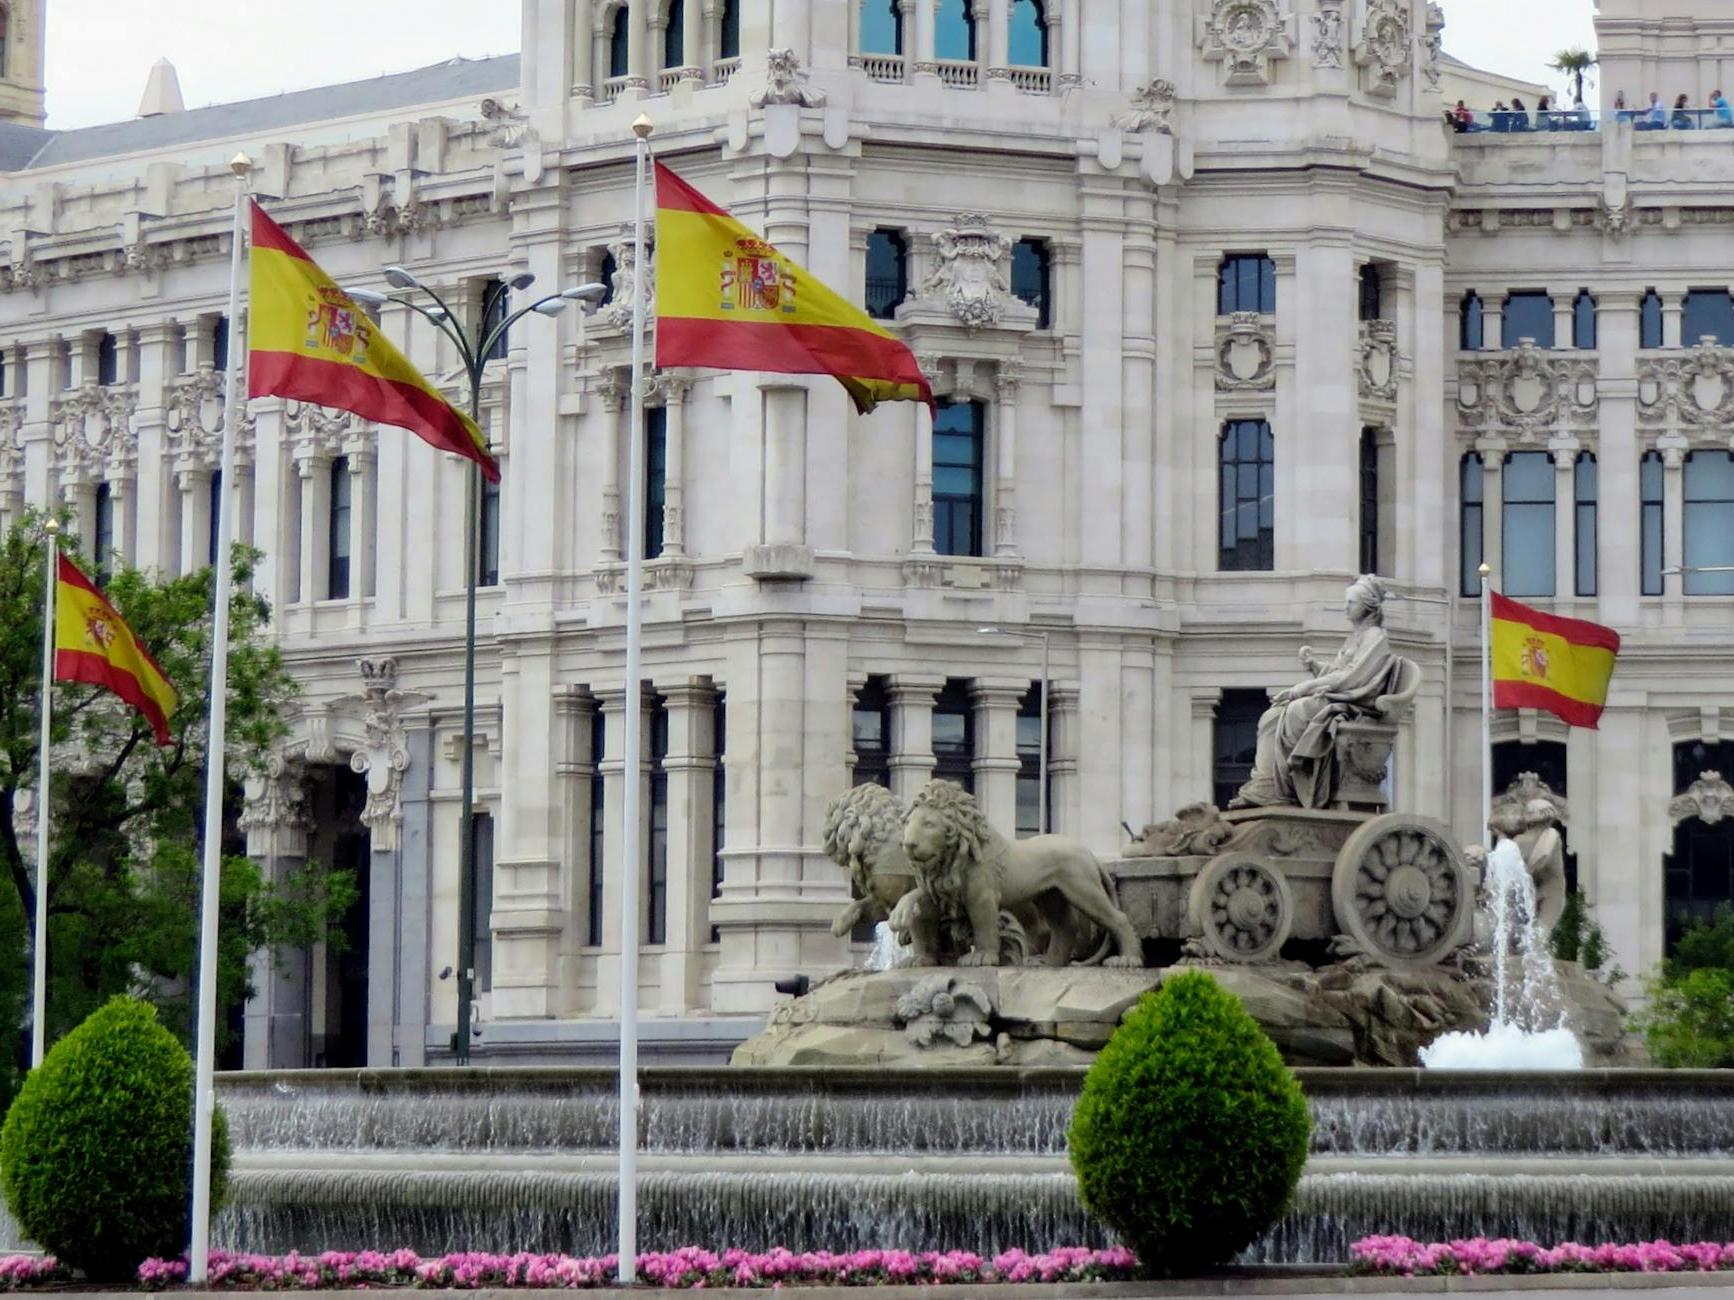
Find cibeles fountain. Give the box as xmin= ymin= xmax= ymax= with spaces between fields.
xmin=736 ymin=575 xmax=1631 ymax=1069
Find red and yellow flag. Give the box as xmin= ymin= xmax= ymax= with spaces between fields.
xmin=247 ymin=202 xmax=498 ymax=482
xmin=653 ymin=162 xmax=933 ymax=414
xmin=1491 ymin=592 xmax=1620 ymax=728
xmin=54 ymin=556 xmax=179 ymax=747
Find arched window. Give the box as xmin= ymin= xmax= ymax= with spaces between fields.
xmin=1219 ymin=419 xmax=1274 ymax=571
xmin=1460 ymin=290 xmax=1484 ymax=350
xmin=860 ymin=0 xmax=903 ymax=55
xmin=720 ymin=0 xmax=740 ymax=59
xmin=1572 ymin=289 xmax=1597 ymax=349
xmin=1667 ymin=739 xmax=1734 ymax=950
xmin=1574 ymin=451 xmax=1597 ymax=597
xmin=1641 ymin=450 xmax=1664 ymax=595
xmin=1502 ymin=450 xmax=1555 ymax=596
xmin=1684 ymin=450 xmax=1734 ymax=595
xmin=1640 ymin=288 xmax=1664 ymax=349
xmin=935 ymin=0 xmax=976 ymax=61
xmin=609 ymin=6 xmax=631 ymax=78
xmin=1008 ymin=0 xmax=1048 ymax=66
xmin=1459 ymin=451 xmax=1483 ymax=596
xmin=664 ymin=0 xmax=685 ymax=69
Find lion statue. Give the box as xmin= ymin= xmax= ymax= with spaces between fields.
xmin=820 ymin=784 xmax=925 ymax=954
xmin=896 ymin=780 xmax=1143 ymax=968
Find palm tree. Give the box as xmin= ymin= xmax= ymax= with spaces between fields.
xmin=1550 ymin=47 xmax=1598 ymax=104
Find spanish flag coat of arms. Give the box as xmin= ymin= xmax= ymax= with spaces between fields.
xmin=1490 ymin=592 xmax=1620 ymax=728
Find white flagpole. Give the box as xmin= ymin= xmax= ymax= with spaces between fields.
xmin=30 ymin=518 xmax=58 ymax=1069
xmin=1479 ymin=562 xmax=1492 ymax=834
xmin=188 ymin=152 xmax=252 ymax=1286
xmin=617 ymin=112 xmax=654 ymax=1286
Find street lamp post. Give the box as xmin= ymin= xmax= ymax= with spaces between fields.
xmin=347 ymin=272 xmax=604 ymax=1064
xmin=977 ymin=627 xmax=1049 ymax=835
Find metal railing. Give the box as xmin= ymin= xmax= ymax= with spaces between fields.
xmin=1450 ymin=106 xmax=1734 ymax=135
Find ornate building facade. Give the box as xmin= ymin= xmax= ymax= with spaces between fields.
xmin=0 ymin=0 xmax=1729 ymax=1066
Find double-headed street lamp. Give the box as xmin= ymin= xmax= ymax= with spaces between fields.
xmin=348 ymin=269 xmax=605 ymax=1064
xmin=977 ymin=626 xmax=1050 ymax=835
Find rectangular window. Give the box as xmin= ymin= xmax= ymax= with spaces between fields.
xmin=1501 ymin=291 xmax=1555 ymax=348
xmin=932 ymin=678 xmax=975 ymax=793
xmin=644 ymin=407 xmax=666 ymax=560
xmin=1359 ymin=427 xmax=1381 ymax=576
xmin=1218 ymin=254 xmax=1276 ymax=315
xmin=478 ymin=471 xmax=501 ymax=586
xmin=1572 ymin=291 xmax=1597 ymax=350
xmin=212 ymin=315 xmax=230 ymax=371
xmin=1574 ymin=453 xmax=1597 ymax=597
xmin=328 ymin=456 xmax=351 ymax=599
xmin=1683 ymin=289 xmax=1734 ymax=346
xmin=1213 ymin=689 xmax=1267 ymax=809
xmin=647 ymin=700 xmax=669 ymax=945
xmin=1358 ymin=264 xmax=1382 ymax=322
xmin=588 ymin=711 xmax=606 ymax=947
xmin=1011 ymin=238 xmax=1052 ymax=329
xmin=710 ymin=692 xmax=726 ymax=943
xmin=864 ymin=229 xmax=908 ymax=320
xmin=1016 ymin=683 xmax=1046 ymax=838
xmin=1641 ymin=450 xmax=1665 ymax=596
xmin=1684 ymin=451 xmax=1734 ymax=595
xmin=851 ymin=675 xmax=892 ymax=789
xmin=1460 ymin=292 xmax=1484 ymax=351
xmin=209 ymin=470 xmax=223 ymax=568
xmin=94 ymin=482 xmax=114 ymax=583
xmin=1460 ymin=452 xmax=1483 ymax=597
xmin=480 ymin=278 xmax=509 ymax=362
xmin=95 ymin=332 xmax=118 ymax=386
xmin=1502 ymin=450 xmax=1555 ymax=597
xmin=471 ymin=812 xmax=494 ymax=994
xmin=0 ymin=349 xmax=7 ymax=397
xmin=933 ymin=400 xmax=985 ymax=558
xmin=1641 ymin=289 xmax=1665 ymax=349
xmin=1219 ymin=419 xmax=1274 ymax=572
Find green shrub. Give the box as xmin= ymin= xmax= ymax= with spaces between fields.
xmin=1665 ymin=905 xmax=1734 ymax=982
xmin=1642 ymin=967 xmax=1734 ymax=1068
xmin=1067 ymin=971 xmax=1311 ymax=1275
xmin=0 ymin=996 xmax=230 ymax=1280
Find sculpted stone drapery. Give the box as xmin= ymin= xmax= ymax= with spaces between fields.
xmin=1231 ymin=575 xmax=1403 ymax=810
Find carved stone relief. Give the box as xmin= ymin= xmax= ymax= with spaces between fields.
xmin=1670 ymin=771 xmax=1734 ymax=827
xmin=1200 ymin=0 xmax=1292 ymax=87
xmin=337 ymin=657 xmax=430 ymax=854
xmin=1310 ymin=0 xmax=1344 ymax=69
xmin=750 ymin=49 xmax=826 ymax=108
xmin=914 ymin=214 xmax=1022 ymax=331
xmin=283 ymin=400 xmax=358 ymax=461
xmin=166 ymin=363 xmax=256 ymax=471
xmin=1216 ymin=311 xmax=1275 ymax=391
xmin=1420 ymin=2 xmax=1444 ymax=90
xmin=1358 ymin=318 xmax=1399 ymax=402
xmin=1456 ymin=342 xmax=1599 ymax=437
xmin=49 ymin=383 xmax=135 ymax=482
xmin=1491 ymin=771 xmax=1570 ymax=831
xmin=1352 ymin=0 xmax=1412 ymax=98
xmin=1637 ymin=340 xmax=1734 ymax=428
xmin=240 ymin=752 xmax=312 ymax=855
xmin=601 ymin=226 xmax=655 ymax=331
xmin=1115 ymin=79 xmax=1176 ymax=133
xmin=0 ymin=403 xmax=22 ymax=495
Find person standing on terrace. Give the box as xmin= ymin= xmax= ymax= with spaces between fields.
xmin=1715 ymin=90 xmax=1733 ymax=127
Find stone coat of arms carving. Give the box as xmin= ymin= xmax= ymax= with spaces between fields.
xmin=1200 ymin=0 xmax=1291 ymax=86
xmin=1457 ymin=341 xmax=1599 ymax=437
xmin=1353 ymin=0 xmax=1412 ymax=98
xmin=916 ymin=214 xmax=1017 ymax=331
xmin=1638 ymin=340 xmax=1734 ymax=427
xmin=1216 ymin=312 xmax=1275 ymax=390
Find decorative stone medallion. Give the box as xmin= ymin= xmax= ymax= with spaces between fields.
xmin=1200 ymin=0 xmax=1291 ymax=87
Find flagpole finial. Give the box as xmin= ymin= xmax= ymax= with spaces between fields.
xmin=229 ymin=152 xmax=253 ymax=177
xmin=1477 ymin=563 xmax=1491 ymax=577
xmin=632 ymin=114 xmax=655 ymax=139
xmin=42 ymin=518 xmax=58 ymax=537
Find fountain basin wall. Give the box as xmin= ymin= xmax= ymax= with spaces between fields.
xmin=213 ymin=1067 xmax=1734 ymax=1262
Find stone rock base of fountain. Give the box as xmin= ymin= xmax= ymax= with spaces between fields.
xmin=731 ymin=960 xmax=1639 ymax=1069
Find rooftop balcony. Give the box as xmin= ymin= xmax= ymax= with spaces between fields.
xmin=1451 ymin=107 xmax=1734 ymax=136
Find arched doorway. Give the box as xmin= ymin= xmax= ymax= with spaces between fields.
xmin=1666 ymin=767 xmax=1734 ymax=952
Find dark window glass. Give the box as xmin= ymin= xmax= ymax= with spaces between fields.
xmin=1492 ymin=741 xmax=1577 ymax=896
xmin=1213 ymin=689 xmax=1267 ymax=809
xmin=1572 ymin=290 xmax=1597 ymax=349
xmin=328 ymin=456 xmax=351 ymax=599
xmin=935 ymin=0 xmax=976 ymax=60
xmin=213 ymin=315 xmax=230 ymax=371
xmin=861 ymin=0 xmax=903 ymax=54
xmin=1675 ymin=740 xmax=1734 ymax=801
xmin=1684 ymin=289 xmax=1734 ymax=346
xmin=209 ymin=470 xmax=223 ymax=568
xmin=95 ymin=332 xmax=118 ymax=386
xmin=933 ymin=679 xmax=975 ymax=792
xmin=1010 ymin=238 xmax=1051 ymax=328
xmin=933 ymin=400 xmax=985 ymax=558
xmin=1574 ymin=452 xmax=1597 ymax=597
xmin=1460 ymin=452 xmax=1484 ymax=597
xmin=598 ymin=250 xmax=618 ymax=307
xmin=479 ymin=471 xmax=501 ymax=586
xmin=0 ymin=10 xmax=8 ymax=78
xmin=852 ymin=675 xmax=892 ymax=789
xmin=0 ymin=350 xmax=7 ymax=397
xmin=481 ymin=278 xmax=509 ymax=362
xmin=1641 ymin=289 xmax=1664 ymax=349
xmin=1684 ymin=450 xmax=1734 ymax=595
xmin=710 ymin=692 xmax=726 ymax=942
xmin=864 ymin=229 xmax=908 ymax=320
xmin=648 ymin=700 xmax=669 ymax=945
xmin=1358 ymin=264 xmax=1382 ymax=322
xmin=1218 ymin=254 xmax=1276 ymax=315
xmin=588 ymin=711 xmax=606 ymax=947
xmin=1016 ymin=683 xmax=1047 ymax=837
xmin=1665 ymin=818 xmax=1734 ymax=953
xmin=720 ymin=0 xmax=740 ymax=58
xmin=1218 ymin=419 xmax=1274 ymax=571
xmin=644 ymin=407 xmax=667 ymax=560
xmin=1008 ymin=0 xmax=1048 ymax=65
xmin=472 ymin=812 xmax=494 ymax=994
xmin=93 ymin=482 xmax=114 ymax=584
xmin=1359 ymin=427 xmax=1381 ymax=576
xmin=1502 ymin=450 xmax=1555 ymax=597
xmin=609 ymin=7 xmax=630 ymax=77
xmin=1460 ymin=291 xmax=1484 ymax=350
xmin=664 ymin=0 xmax=685 ymax=67
xmin=1501 ymin=291 xmax=1555 ymax=348
xmin=1642 ymin=450 xmax=1665 ymax=596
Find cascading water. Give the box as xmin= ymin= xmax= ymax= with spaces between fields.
xmin=865 ymin=921 xmax=911 ymax=971
xmin=1420 ymin=839 xmax=1584 ymax=1070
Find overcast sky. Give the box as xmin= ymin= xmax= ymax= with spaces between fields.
xmin=42 ymin=0 xmax=1596 ymax=129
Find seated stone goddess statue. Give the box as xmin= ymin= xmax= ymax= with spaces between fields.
xmin=1230 ymin=574 xmax=1401 ymax=810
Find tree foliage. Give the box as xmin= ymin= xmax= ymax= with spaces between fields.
xmin=1639 ymin=907 xmax=1734 ymax=1068
xmin=1549 ymin=47 xmax=1598 ymax=103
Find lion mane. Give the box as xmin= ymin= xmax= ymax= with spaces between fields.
xmin=821 ymin=783 xmax=908 ymax=894
xmin=906 ymin=780 xmax=1001 ymax=917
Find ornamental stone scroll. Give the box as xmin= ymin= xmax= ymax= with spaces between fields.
xmin=1670 ymin=772 xmax=1734 ymax=827
xmin=1637 ymin=341 xmax=1734 ymax=428
xmin=338 ymin=657 xmax=431 ymax=853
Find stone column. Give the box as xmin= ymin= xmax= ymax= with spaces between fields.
xmin=1190 ymin=689 xmax=1223 ymax=804
xmin=984 ymin=0 xmax=1010 ymax=82
xmin=296 ymin=451 xmax=332 ymax=603
xmin=1554 ymin=447 xmax=1575 ymax=600
xmin=888 ymin=674 xmax=942 ymax=801
xmin=1482 ymin=301 xmax=1502 ymax=350
xmin=702 ymin=0 xmax=723 ymax=69
xmin=912 ymin=0 xmax=939 ymax=78
xmin=993 ymin=362 xmax=1020 ymax=556
xmin=1056 ymin=0 xmax=1080 ymax=87
xmin=1048 ymin=685 xmax=1080 ymax=836
xmin=657 ymin=679 xmax=716 ymax=1013
xmin=970 ymin=678 xmax=1025 ymax=830
xmin=1552 ymin=296 xmax=1574 ymax=350
xmin=552 ymin=688 xmax=596 ymax=1017
xmin=573 ymin=1 xmax=596 ymax=98
xmin=1661 ymin=440 xmax=1686 ymax=620
xmin=911 ymin=363 xmax=937 ymax=555
xmin=177 ymin=465 xmax=212 ymax=575
xmin=590 ymin=687 xmax=628 ymax=1014
xmin=1663 ymin=297 xmax=1684 ymax=349
xmin=347 ymin=440 xmax=377 ymax=601
xmin=1597 ymin=292 xmax=1641 ymax=625
xmin=240 ymin=757 xmax=312 ymax=1069
xmin=598 ymin=369 xmax=626 ymax=562
xmin=627 ymin=0 xmax=651 ymax=87
xmin=660 ymin=376 xmax=689 ymax=558
xmin=682 ymin=0 xmax=705 ymax=74
xmin=847 ymin=0 xmax=863 ymax=65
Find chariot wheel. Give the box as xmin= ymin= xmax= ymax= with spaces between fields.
xmin=1331 ymin=813 xmax=1471 ymax=969
xmin=1187 ymin=853 xmax=1293 ymax=963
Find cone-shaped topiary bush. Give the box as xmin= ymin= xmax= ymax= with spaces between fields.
xmin=0 ymin=996 xmax=230 ymax=1281
xmin=1067 ymin=970 xmax=1311 ymax=1275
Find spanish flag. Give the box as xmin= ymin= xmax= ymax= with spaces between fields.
xmin=1491 ymin=592 xmax=1620 ymax=728
xmin=54 ymin=556 xmax=179 ymax=747
xmin=247 ymin=203 xmax=498 ymax=482
xmin=653 ymin=162 xmax=933 ymax=414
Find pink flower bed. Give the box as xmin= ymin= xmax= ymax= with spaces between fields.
xmin=128 ymin=1246 xmax=1139 ymax=1290
xmin=1352 ymin=1236 xmax=1734 ymax=1276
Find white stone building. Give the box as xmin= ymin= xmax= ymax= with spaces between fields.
xmin=1 ymin=0 xmax=1731 ymax=1067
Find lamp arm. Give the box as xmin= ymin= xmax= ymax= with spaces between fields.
xmin=479 ymin=294 xmax=569 ymax=360
xmin=411 ymin=282 xmax=481 ymax=378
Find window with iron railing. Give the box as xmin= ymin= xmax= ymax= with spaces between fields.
xmin=864 ymin=228 xmax=908 ymax=319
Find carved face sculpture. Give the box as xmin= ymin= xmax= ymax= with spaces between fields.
xmin=902 ymin=802 xmax=950 ymax=869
